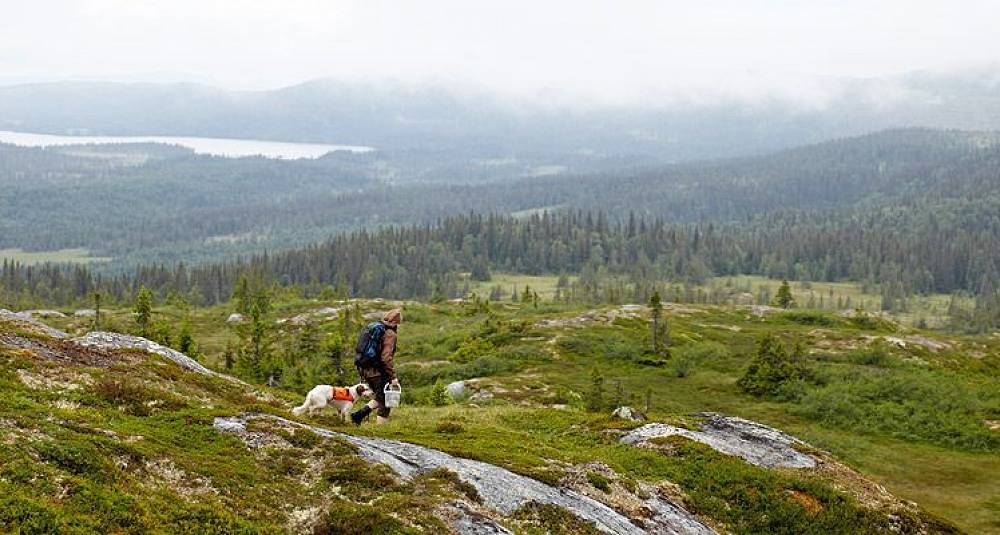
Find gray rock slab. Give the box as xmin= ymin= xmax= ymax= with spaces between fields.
xmin=621 ymin=413 xmax=816 ymax=469
xmin=215 ymin=413 xmax=715 ymax=535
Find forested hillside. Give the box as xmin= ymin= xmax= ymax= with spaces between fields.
xmin=2 ymin=128 xmax=999 ymax=268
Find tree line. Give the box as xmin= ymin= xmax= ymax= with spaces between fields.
xmin=2 ymin=210 xmax=997 ymax=331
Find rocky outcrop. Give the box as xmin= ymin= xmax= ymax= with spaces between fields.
xmin=22 ymin=309 xmax=67 ymax=318
xmin=73 ymin=332 xmax=235 ymax=381
xmin=0 ymin=308 xmax=69 ymax=338
xmin=621 ymin=413 xmax=816 ymax=469
xmin=215 ymin=413 xmax=715 ymax=535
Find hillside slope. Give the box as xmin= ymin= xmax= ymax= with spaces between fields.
xmin=0 ymin=302 xmax=982 ymax=533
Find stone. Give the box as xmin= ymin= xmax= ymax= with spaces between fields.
xmin=621 ymin=413 xmax=816 ymax=469
xmin=226 ymin=313 xmax=244 ymax=323
xmin=73 ymin=332 xmax=239 ymax=383
xmin=22 ymin=309 xmax=67 ymax=318
xmin=611 ymin=406 xmax=647 ymax=422
xmin=447 ymin=380 xmax=467 ymax=398
xmin=0 ymin=308 xmax=69 ymax=338
xmin=74 ymin=309 xmax=97 ymax=317
xmin=215 ymin=413 xmax=715 ymax=534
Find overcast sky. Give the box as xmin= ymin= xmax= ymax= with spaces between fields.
xmin=3 ymin=0 xmax=999 ymax=105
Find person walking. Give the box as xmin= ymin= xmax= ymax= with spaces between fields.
xmin=351 ymin=309 xmax=401 ymax=425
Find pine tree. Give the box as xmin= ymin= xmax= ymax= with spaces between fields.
xmin=586 ymin=369 xmax=605 ymax=412
xmin=775 ymin=280 xmax=794 ymax=309
xmin=134 ymin=286 xmax=154 ymax=338
xmin=429 ymin=381 xmax=451 ymax=406
xmin=649 ymin=290 xmax=663 ymax=354
xmin=177 ymin=320 xmax=196 ymax=357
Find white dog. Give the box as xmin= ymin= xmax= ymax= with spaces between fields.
xmin=291 ymin=383 xmax=371 ymax=420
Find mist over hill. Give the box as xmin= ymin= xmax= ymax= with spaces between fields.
xmin=2 ymin=68 xmax=1000 ymax=161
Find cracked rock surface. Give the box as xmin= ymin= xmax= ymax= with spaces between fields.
xmin=621 ymin=413 xmax=817 ymax=469
xmin=73 ymin=332 xmax=234 ymax=380
xmin=0 ymin=308 xmax=69 ymax=338
xmin=215 ymin=413 xmax=714 ymax=535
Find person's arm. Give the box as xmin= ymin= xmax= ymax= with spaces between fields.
xmin=380 ymin=329 xmax=397 ymax=382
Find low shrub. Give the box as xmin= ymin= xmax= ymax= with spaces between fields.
xmin=781 ymin=311 xmax=838 ymax=326
xmin=434 ymin=421 xmax=464 ymax=434
xmin=846 ymin=342 xmax=895 ymax=367
xmin=513 ymin=503 xmax=603 ymax=535
xmin=738 ymin=335 xmax=811 ymax=397
xmin=93 ymin=377 xmax=154 ymax=416
xmin=586 ymin=471 xmax=612 ymax=493
xmin=791 ymin=370 xmax=1000 ymax=451
xmin=449 ymin=337 xmax=495 ymax=364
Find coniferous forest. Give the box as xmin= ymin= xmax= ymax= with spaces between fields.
xmin=2 ymin=128 xmax=999 ymax=331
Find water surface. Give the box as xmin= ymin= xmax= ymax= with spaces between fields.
xmin=0 ymin=130 xmax=373 ymax=159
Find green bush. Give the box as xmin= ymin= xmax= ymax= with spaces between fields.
xmin=586 ymin=472 xmax=612 ymax=493
xmin=792 ymin=370 xmax=1000 ymax=451
xmin=317 ymin=502 xmax=416 ymax=535
xmin=738 ymin=335 xmax=810 ymax=397
xmin=93 ymin=377 xmax=154 ymax=416
xmin=846 ymin=342 xmax=895 ymax=367
xmin=781 ymin=311 xmax=838 ymax=326
xmin=428 ymin=381 xmax=451 ymax=406
xmin=450 ymin=337 xmax=495 ymax=363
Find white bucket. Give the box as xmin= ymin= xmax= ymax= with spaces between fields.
xmin=384 ymin=383 xmax=402 ymax=408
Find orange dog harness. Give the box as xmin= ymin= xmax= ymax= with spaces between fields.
xmin=330 ymin=387 xmax=354 ymax=402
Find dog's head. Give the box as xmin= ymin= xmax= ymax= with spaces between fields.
xmin=351 ymin=383 xmax=373 ymax=398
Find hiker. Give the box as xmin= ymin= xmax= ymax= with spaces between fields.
xmin=351 ymin=309 xmax=401 ymax=425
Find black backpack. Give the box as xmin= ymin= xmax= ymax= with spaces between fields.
xmin=354 ymin=321 xmax=386 ymax=369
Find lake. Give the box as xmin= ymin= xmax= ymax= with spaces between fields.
xmin=0 ymin=130 xmax=373 ymax=159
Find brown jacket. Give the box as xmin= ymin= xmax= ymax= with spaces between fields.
xmin=360 ymin=324 xmax=397 ymax=381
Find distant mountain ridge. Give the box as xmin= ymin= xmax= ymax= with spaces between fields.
xmin=2 ymin=69 xmax=1000 ymax=161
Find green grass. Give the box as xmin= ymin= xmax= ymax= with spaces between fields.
xmin=0 ymin=248 xmax=111 ymax=265
xmin=7 ymin=295 xmax=999 ymax=533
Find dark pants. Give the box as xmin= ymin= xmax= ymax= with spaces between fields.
xmin=363 ymin=374 xmax=391 ymax=417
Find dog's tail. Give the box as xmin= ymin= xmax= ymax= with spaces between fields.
xmin=291 ymin=401 xmax=308 ymax=416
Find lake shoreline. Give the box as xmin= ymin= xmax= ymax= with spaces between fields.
xmin=0 ymin=130 xmax=374 ymax=159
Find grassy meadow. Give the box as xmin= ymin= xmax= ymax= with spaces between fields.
xmin=0 ymin=248 xmax=111 ymax=265
xmin=33 ymin=289 xmax=1000 ymax=533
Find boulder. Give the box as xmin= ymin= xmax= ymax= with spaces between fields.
xmin=611 ymin=406 xmax=647 ymax=422
xmin=226 ymin=313 xmax=244 ymax=323
xmin=74 ymin=309 xmax=97 ymax=317
xmin=447 ymin=380 xmax=467 ymax=398
xmin=621 ymin=413 xmax=816 ymax=469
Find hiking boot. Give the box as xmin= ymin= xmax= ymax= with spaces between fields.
xmin=350 ymin=406 xmax=372 ymax=426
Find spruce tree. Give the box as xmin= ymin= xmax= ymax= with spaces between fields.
xmin=649 ymin=290 xmax=663 ymax=353
xmin=134 ymin=286 xmax=154 ymax=338
xmin=775 ymin=280 xmax=794 ymax=309
xmin=586 ymin=369 xmax=605 ymax=412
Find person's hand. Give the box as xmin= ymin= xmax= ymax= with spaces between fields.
xmin=391 ymin=378 xmax=400 ymax=387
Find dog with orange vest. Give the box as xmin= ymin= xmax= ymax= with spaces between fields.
xmin=291 ymin=383 xmax=372 ymax=420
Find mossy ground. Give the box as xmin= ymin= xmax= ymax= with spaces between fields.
xmin=8 ymin=295 xmax=1000 ymax=533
